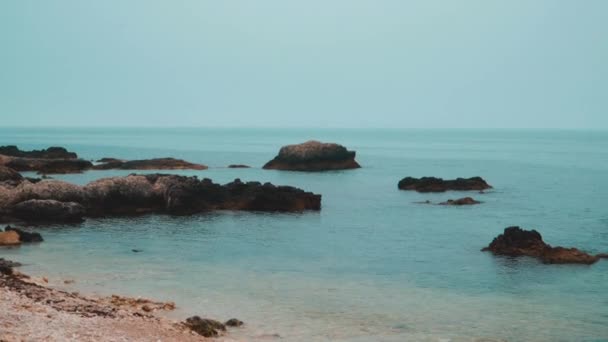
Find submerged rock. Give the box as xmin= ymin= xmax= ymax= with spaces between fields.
xmin=439 ymin=197 xmax=481 ymax=205
xmin=0 ymin=145 xmax=78 ymax=159
xmin=225 ymin=318 xmax=244 ymax=327
xmin=5 ymin=226 xmax=43 ymax=243
xmin=482 ymin=226 xmax=601 ymax=265
xmin=263 ymin=140 xmax=361 ymax=171
xmin=184 ymin=316 xmax=226 ymax=337
xmin=398 ymin=177 xmax=491 ymax=193
xmin=93 ymin=157 xmax=207 ymax=170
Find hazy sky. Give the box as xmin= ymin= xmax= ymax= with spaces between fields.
xmin=1 ymin=1 xmax=606 ymax=128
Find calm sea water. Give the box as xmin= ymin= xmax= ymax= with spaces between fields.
xmin=1 ymin=128 xmax=608 ymax=342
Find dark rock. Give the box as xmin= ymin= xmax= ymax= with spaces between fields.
xmin=5 ymin=226 xmax=43 ymax=243
xmin=398 ymin=177 xmax=492 ymax=193
xmin=263 ymin=140 xmax=361 ymax=171
xmin=92 ymin=158 xmax=207 ymax=171
xmin=4 ymin=157 xmax=92 ymax=174
xmin=0 ymin=166 xmax=22 ymax=182
xmin=439 ymin=197 xmax=481 ymax=205
xmin=597 ymin=253 xmax=608 ymax=259
xmin=0 ymin=146 xmax=78 ymax=159
xmin=482 ymin=226 xmax=600 ymax=265
xmin=96 ymin=158 xmax=124 ymax=163
xmin=225 ymin=318 xmax=244 ymax=327
xmin=12 ymin=200 xmax=85 ymax=223
xmin=184 ymin=316 xmax=226 ymax=337
xmin=0 ymin=258 xmax=21 ymax=274
xmin=228 ymin=164 xmax=251 ymax=168
xmin=132 ymin=249 xmax=142 ymax=253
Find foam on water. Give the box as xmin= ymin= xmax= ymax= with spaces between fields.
xmin=1 ymin=128 xmax=608 ymax=341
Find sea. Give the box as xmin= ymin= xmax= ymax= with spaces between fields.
xmin=1 ymin=127 xmax=607 ymax=342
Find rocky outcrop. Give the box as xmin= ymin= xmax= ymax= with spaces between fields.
xmin=482 ymin=226 xmax=602 ymax=265
xmin=0 ymin=230 xmax=21 ymax=246
xmin=398 ymin=177 xmax=491 ymax=193
xmin=225 ymin=318 xmax=244 ymax=327
xmin=93 ymin=158 xmax=207 ymax=170
xmin=0 ymin=175 xmax=321 ymax=223
xmin=183 ymin=316 xmax=226 ymax=337
xmin=2 ymin=157 xmax=93 ymax=174
xmin=0 ymin=146 xmax=78 ymax=159
xmin=0 ymin=166 xmax=22 ymax=182
xmin=13 ymin=200 xmax=85 ymax=223
xmin=5 ymin=226 xmax=43 ymax=243
xmin=439 ymin=197 xmax=481 ymax=205
xmin=263 ymin=140 xmax=361 ymax=171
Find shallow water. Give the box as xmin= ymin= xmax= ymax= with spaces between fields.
xmin=1 ymin=128 xmax=608 ymax=341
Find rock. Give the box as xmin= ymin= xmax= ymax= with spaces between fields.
xmin=482 ymin=226 xmax=600 ymax=264
xmin=12 ymin=180 xmax=86 ymax=205
xmin=12 ymin=200 xmax=85 ymax=223
xmin=5 ymin=226 xmax=43 ymax=243
xmin=4 ymin=157 xmax=92 ymax=174
xmin=225 ymin=318 xmax=244 ymax=327
xmin=439 ymin=197 xmax=481 ymax=205
xmin=398 ymin=177 xmax=492 ymax=193
xmin=597 ymin=253 xmax=608 ymax=259
xmin=0 ymin=230 xmax=21 ymax=246
xmin=0 ymin=258 xmax=21 ymax=274
xmin=96 ymin=158 xmax=124 ymax=163
xmin=0 ymin=145 xmax=78 ymax=159
xmin=263 ymin=140 xmax=361 ymax=171
xmin=184 ymin=316 xmax=226 ymax=337
xmin=132 ymin=249 xmax=142 ymax=253
xmin=92 ymin=158 xmax=207 ymax=170
xmin=228 ymin=164 xmax=250 ymax=168
xmin=0 ymin=166 xmax=22 ymax=182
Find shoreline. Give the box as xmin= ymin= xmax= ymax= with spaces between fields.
xmin=0 ymin=260 xmax=238 ymax=341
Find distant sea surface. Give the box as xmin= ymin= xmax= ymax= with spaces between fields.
xmin=1 ymin=128 xmax=608 ymax=342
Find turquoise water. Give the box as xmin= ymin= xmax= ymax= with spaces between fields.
xmin=1 ymin=128 xmax=608 ymax=341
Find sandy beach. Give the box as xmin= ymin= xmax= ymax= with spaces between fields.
xmin=0 ymin=261 xmax=232 ymax=342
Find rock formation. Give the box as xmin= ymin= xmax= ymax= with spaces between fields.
xmin=398 ymin=177 xmax=491 ymax=192
xmin=439 ymin=197 xmax=481 ymax=205
xmin=263 ymin=140 xmax=360 ymax=171
xmin=93 ymin=158 xmax=207 ymax=170
xmin=482 ymin=226 xmax=602 ymax=265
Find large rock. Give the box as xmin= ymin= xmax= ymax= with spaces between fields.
xmin=3 ymin=157 xmax=92 ymax=174
xmin=12 ymin=199 xmax=85 ymax=223
xmin=398 ymin=176 xmax=491 ymax=193
xmin=0 ymin=145 xmax=78 ymax=159
xmin=0 ymin=166 xmax=22 ymax=182
xmin=263 ymin=140 xmax=361 ymax=171
xmin=0 ymin=230 xmax=21 ymax=246
xmin=93 ymin=158 xmax=207 ymax=170
xmin=183 ymin=316 xmax=226 ymax=337
xmin=482 ymin=226 xmax=601 ymax=265
xmin=12 ymin=180 xmax=86 ymax=204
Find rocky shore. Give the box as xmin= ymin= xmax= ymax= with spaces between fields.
xmin=0 ymin=259 xmax=241 ymax=341
xmin=263 ymin=140 xmax=361 ymax=171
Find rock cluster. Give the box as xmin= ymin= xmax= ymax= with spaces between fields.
xmin=482 ymin=226 xmax=602 ymax=264
xmin=93 ymin=158 xmax=207 ymax=170
xmin=263 ymin=140 xmax=361 ymax=171
xmin=398 ymin=176 xmax=491 ymax=192
xmin=0 ymin=173 xmax=321 ymax=223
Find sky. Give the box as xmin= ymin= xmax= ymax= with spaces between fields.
xmin=0 ymin=1 xmax=606 ymax=129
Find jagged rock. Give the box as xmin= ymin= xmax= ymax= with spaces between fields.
xmin=225 ymin=318 xmax=244 ymax=327
xmin=184 ymin=316 xmax=226 ymax=337
xmin=13 ymin=200 xmax=85 ymax=223
xmin=439 ymin=197 xmax=481 ymax=205
xmin=482 ymin=226 xmax=600 ymax=265
xmin=0 ymin=230 xmax=21 ymax=246
xmin=92 ymin=158 xmax=207 ymax=170
xmin=5 ymin=226 xmax=43 ymax=243
xmin=398 ymin=177 xmax=492 ymax=193
xmin=263 ymin=140 xmax=361 ymax=171
xmin=0 ymin=146 xmax=78 ymax=159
